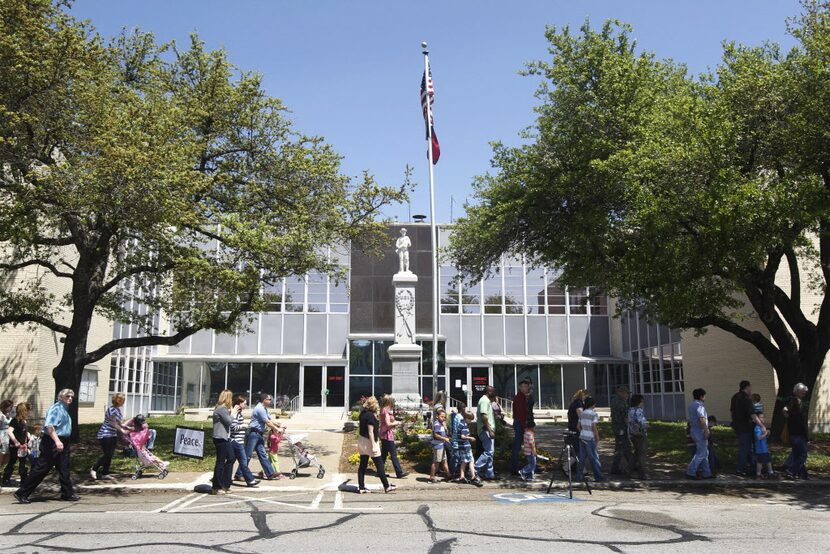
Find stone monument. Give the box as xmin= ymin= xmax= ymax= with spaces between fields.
xmin=388 ymin=228 xmax=422 ymax=408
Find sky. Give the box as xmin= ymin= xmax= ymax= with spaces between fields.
xmin=69 ymin=0 xmax=802 ymax=224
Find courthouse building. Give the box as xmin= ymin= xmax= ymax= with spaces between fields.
xmin=106 ymin=224 xmax=682 ymax=420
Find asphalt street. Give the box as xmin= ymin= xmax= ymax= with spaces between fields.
xmin=1 ymin=483 xmax=828 ymax=553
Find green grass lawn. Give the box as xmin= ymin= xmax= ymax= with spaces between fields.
xmin=71 ymin=415 xmax=216 ymax=475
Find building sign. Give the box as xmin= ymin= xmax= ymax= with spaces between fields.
xmin=173 ymin=426 xmax=205 ymax=459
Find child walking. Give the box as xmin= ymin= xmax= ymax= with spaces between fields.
xmin=754 ymin=410 xmax=774 ymax=479
xmin=451 ymin=408 xmax=482 ymax=486
xmin=27 ymin=424 xmax=41 ymax=466
xmin=428 ymin=410 xmax=450 ymax=483
xmin=627 ymin=394 xmax=649 ymax=480
xmin=576 ymin=397 xmax=606 ymax=482
xmin=519 ymin=419 xmax=537 ymax=481
xmin=267 ymin=424 xmax=285 ymax=479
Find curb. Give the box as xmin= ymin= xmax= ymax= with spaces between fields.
xmin=3 ymin=476 xmax=829 ymax=495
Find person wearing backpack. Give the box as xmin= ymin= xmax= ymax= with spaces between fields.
xmin=627 ymin=394 xmax=649 ymax=480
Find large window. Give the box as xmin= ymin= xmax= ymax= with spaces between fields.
xmin=151 ymin=362 xmax=182 ymax=412
xmin=525 ymin=268 xmax=546 ymax=315
xmin=307 ymin=271 xmax=327 ymax=312
xmin=78 ymin=367 xmax=98 ymax=403
xmin=205 ymin=362 xmax=226 ymax=408
xmin=440 ymin=265 xmax=460 ymax=314
xmin=504 ymin=262 xmax=524 ymax=315
xmin=275 ymin=363 xmax=299 ymax=403
xmin=284 ymin=276 xmax=305 ymax=312
xmin=483 ymin=272 xmax=503 ymax=314
xmin=563 ymin=364 xmax=586 ymax=406
xmin=546 ymin=281 xmax=567 ymax=314
xmin=227 ymin=362 xmax=252 ymax=398
xmin=493 ymin=365 xmax=515 ymax=399
xmin=569 ymin=288 xmax=589 ymax=315
xmin=539 ymin=364 xmax=563 ymax=409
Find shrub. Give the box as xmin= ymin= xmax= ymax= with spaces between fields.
xmin=348 ymin=452 xmax=360 ymax=465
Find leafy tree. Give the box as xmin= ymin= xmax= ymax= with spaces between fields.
xmin=0 ymin=0 xmax=406 ymax=435
xmin=448 ymin=2 xmax=830 ymax=433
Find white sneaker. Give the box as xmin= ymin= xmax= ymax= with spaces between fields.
xmin=89 ymin=468 xmax=98 ymax=480
xmin=100 ymin=474 xmax=116 ymax=481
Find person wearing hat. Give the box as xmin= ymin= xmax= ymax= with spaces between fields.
xmin=610 ymin=384 xmax=632 ymax=475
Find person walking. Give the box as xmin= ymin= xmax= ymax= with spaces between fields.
xmin=474 ymin=386 xmax=497 ymax=480
xmin=510 ymin=379 xmax=532 ymax=475
xmin=575 ymin=397 xmax=606 ymax=482
xmin=685 ymin=388 xmax=712 ymax=480
xmin=783 ymin=383 xmax=810 ymax=480
xmin=610 ymin=385 xmax=632 ymax=475
xmin=90 ymin=393 xmax=129 ymax=480
xmin=356 ymin=396 xmax=395 ymax=494
xmin=0 ymin=400 xmax=14 ymax=474
xmin=14 ymin=389 xmax=78 ymax=504
xmin=379 ymin=395 xmax=408 ymax=479
xmin=730 ymin=380 xmax=763 ymax=476
xmin=230 ymin=394 xmax=260 ymax=486
xmin=211 ymin=389 xmax=235 ymax=494
xmin=2 ymin=402 xmax=29 ymax=486
xmin=242 ymin=393 xmax=280 ymax=480
xmin=519 ymin=419 xmax=537 ymax=481
xmin=627 ymin=394 xmax=649 ymax=480
xmin=451 ymin=407 xmax=482 ymax=486
xmin=428 ymin=409 xmax=451 ymax=483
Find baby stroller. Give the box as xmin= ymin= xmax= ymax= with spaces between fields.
xmin=127 ymin=415 xmax=169 ymax=480
xmin=286 ymin=433 xmax=325 ymax=479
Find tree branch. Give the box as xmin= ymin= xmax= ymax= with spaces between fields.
xmin=100 ymin=262 xmax=176 ymax=295
xmin=784 ymin=247 xmax=801 ymax=308
xmin=0 ymin=259 xmax=73 ymax=279
xmin=0 ymin=314 xmax=69 ymax=335
xmin=83 ymin=325 xmax=201 ymax=365
xmin=685 ymin=315 xmax=781 ymax=369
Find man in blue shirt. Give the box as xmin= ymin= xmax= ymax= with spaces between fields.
xmin=235 ymin=393 xmax=279 ymax=480
xmin=15 ymin=389 xmax=78 ymax=503
xmin=685 ymin=388 xmax=713 ymax=480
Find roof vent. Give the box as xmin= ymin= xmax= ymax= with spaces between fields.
xmin=412 ymin=214 xmax=427 ymax=223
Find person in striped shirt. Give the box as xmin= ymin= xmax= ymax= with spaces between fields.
xmin=90 ymin=393 xmax=129 ymax=480
xmin=230 ymin=394 xmax=259 ymax=487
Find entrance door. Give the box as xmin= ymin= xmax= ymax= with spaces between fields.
xmin=449 ymin=366 xmax=468 ymax=407
xmin=326 ymin=366 xmax=345 ymax=409
xmin=471 ymin=366 xmax=490 ymax=406
xmin=303 ymin=366 xmax=323 ymax=408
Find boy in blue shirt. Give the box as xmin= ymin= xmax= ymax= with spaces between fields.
xmin=428 ymin=410 xmax=450 ymax=483
xmin=754 ymin=410 xmax=774 ymax=479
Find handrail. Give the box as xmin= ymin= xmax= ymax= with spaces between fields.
xmin=287 ymin=395 xmax=300 ymax=413
xmin=447 ymin=397 xmax=464 ymax=411
xmin=496 ymin=396 xmax=513 ymax=417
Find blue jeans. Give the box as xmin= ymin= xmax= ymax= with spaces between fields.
xmin=510 ymin=420 xmax=525 ymax=474
xmin=380 ymin=439 xmax=405 ymax=477
xmin=736 ymin=431 xmax=753 ymax=474
xmin=687 ymin=432 xmax=711 ymax=477
xmin=245 ymin=430 xmax=275 ymax=477
xmin=576 ymin=439 xmax=604 ymax=481
xmin=212 ymin=439 xmax=234 ymax=490
xmin=521 ymin=453 xmax=536 ymax=478
xmin=474 ymin=430 xmax=495 ymax=479
xmin=231 ymin=440 xmax=255 ymax=482
xmin=789 ymin=435 xmax=809 ymax=478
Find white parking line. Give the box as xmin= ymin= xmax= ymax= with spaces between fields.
xmin=158 ymin=492 xmax=199 ymax=513
xmin=310 ymin=491 xmax=324 ymax=509
xmin=168 ymin=492 xmax=203 ymax=513
xmin=334 ymin=490 xmax=343 ymax=509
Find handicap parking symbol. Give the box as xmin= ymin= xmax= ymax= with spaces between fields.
xmin=492 ymin=492 xmax=584 ymax=504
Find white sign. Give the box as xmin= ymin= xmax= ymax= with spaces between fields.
xmin=173 ymin=426 xmax=205 ymax=459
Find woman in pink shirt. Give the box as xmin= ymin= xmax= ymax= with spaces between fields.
xmin=379 ymin=395 xmax=408 ymax=479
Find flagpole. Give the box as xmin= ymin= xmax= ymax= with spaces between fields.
xmin=422 ymin=42 xmax=439 ymax=403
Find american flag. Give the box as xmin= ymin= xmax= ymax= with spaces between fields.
xmin=420 ymin=62 xmax=440 ymax=164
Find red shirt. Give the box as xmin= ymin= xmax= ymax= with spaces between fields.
xmin=513 ymin=392 xmax=529 ymax=425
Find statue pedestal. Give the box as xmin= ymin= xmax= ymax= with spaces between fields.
xmin=390 ymin=272 xmax=422 ymax=409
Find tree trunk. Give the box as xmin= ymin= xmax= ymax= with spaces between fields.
xmin=769 ymin=356 xmax=821 ymax=442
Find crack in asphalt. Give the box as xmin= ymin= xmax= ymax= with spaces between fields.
xmin=2 ymin=495 xmax=710 ymax=552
